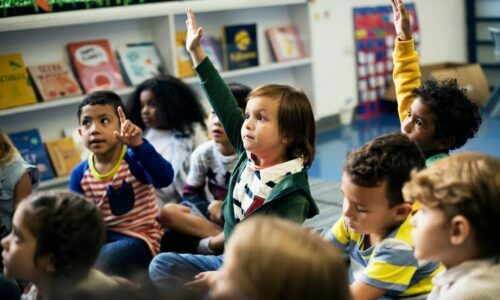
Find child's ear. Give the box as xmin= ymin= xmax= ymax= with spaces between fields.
xmin=77 ymin=127 xmax=82 ymax=137
xmin=394 ymin=203 xmax=413 ymax=222
xmin=437 ymin=136 xmax=455 ymax=150
xmin=449 ymin=215 xmax=471 ymax=246
xmin=37 ymin=255 xmax=56 ymax=274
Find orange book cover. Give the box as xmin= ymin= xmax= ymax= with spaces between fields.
xmin=176 ymin=32 xmax=195 ymax=78
xmin=67 ymin=39 xmax=125 ymax=93
xmin=45 ymin=137 xmax=82 ymax=177
xmin=28 ymin=61 xmax=82 ymax=101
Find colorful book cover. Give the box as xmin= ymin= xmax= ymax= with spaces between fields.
xmin=223 ymin=24 xmax=259 ymax=70
xmin=176 ymin=31 xmax=195 ymax=78
xmin=9 ymin=129 xmax=55 ymax=181
xmin=45 ymin=137 xmax=82 ymax=177
xmin=28 ymin=61 xmax=82 ymax=101
xmin=67 ymin=39 xmax=125 ymax=93
xmin=116 ymin=42 xmax=165 ymax=86
xmin=201 ymin=35 xmax=224 ymax=72
xmin=266 ymin=25 xmax=306 ymax=62
xmin=0 ymin=53 xmax=37 ymax=110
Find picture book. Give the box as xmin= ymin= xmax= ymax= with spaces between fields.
xmin=176 ymin=31 xmax=195 ymax=78
xmin=201 ymin=35 xmax=224 ymax=72
xmin=45 ymin=137 xmax=82 ymax=177
xmin=9 ymin=129 xmax=55 ymax=181
xmin=0 ymin=53 xmax=37 ymax=110
xmin=266 ymin=25 xmax=306 ymax=62
xmin=116 ymin=42 xmax=165 ymax=86
xmin=28 ymin=61 xmax=82 ymax=101
xmin=223 ymin=24 xmax=259 ymax=70
xmin=67 ymin=39 xmax=125 ymax=93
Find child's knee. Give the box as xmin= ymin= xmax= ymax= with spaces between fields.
xmin=159 ymin=204 xmax=188 ymax=228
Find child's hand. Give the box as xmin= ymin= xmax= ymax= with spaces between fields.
xmin=113 ymin=106 xmax=143 ymax=148
xmin=390 ymin=0 xmax=411 ymax=41
xmin=208 ymin=200 xmax=223 ymax=225
xmin=185 ymin=8 xmax=206 ymax=65
xmin=185 ymin=271 xmax=220 ymax=293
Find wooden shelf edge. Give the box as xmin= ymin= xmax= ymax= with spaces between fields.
xmin=39 ymin=175 xmax=70 ymax=189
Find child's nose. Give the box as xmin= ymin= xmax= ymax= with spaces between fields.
xmin=402 ymin=118 xmax=412 ymax=134
xmin=1 ymin=234 xmax=10 ymax=250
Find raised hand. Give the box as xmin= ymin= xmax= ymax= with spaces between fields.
xmin=113 ymin=106 xmax=143 ymax=148
xmin=185 ymin=7 xmax=206 ymax=65
xmin=390 ymin=0 xmax=411 ymax=41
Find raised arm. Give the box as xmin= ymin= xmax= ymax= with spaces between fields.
xmin=185 ymin=8 xmax=207 ymax=67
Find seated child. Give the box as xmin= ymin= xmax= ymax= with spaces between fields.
xmin=158 ymin=82 xmax=251 ymax=253
xmin=69 ymin=91 xmax=174 ymax=278
xmin=403 ymin=152 xmax=500 ymax=300
xmin=391 ymin=0 xmax=482 ymax=165
xmin=199 ymin=216 xmax=352 ymax=300
xmin=148 ymin=8 xmax=319 ymax=288
xmin=1 ymin=191 xmax=118 ymax=299
xmin=325 ymin=133 xmax=442 ymax=300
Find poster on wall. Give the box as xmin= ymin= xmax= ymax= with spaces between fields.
xmin=353 ymin=3 xmax=420 ymax=119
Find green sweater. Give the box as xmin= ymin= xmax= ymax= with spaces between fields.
xmin=195 ymin=57 xmax=319 ymax=241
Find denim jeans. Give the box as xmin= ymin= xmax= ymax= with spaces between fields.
xmin=96 ymin=231 xmax=152 ymax=278
xmin=149 ymin=253 xmax=223 ymax=288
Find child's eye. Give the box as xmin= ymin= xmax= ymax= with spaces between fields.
xmin=407 ymin=110 xmax=411 ymax=117
xmin=355 ymin=205 xmax=369 ymax=213
xmin=257 ymin=114 xmax=263 ymax=121
xmin=244 ymin=113 xmax=250 ymax=119
xmin=82 ymin=120 xmax=89 ymax=126
xmin=101 ymin=118 xmax=110 ymax=124
xmin=415 ymin=119 xmax=423 ymax=127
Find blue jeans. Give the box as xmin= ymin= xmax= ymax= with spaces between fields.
xmin=149 ymin=253 xmax=223 ymax=288
xmin=96 ymin=231 xmax=152 ymax=278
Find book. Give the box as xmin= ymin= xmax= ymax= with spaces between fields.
xmin=0 ymin=53 xmax=37 ymax=110
xmin=67 ymin=39 xmax=126 ymax=93
xmin=176 ymin=31 xmax=195 ymax=78
xmin=266 ymin=25 xmax=306 ymax=62
xmin=223 ymin=24 xmax=259 ymax=70
xmin=28 ymin=61 xmax=82 ymax=101
xmin=9 ymin=129 xmax=55 ymax=181
xmin=45 ymin=137 xmax=82 ymax=177
xmin=116 ymin=42 xmax=165 ymax=86
xmin=201 ymin=35 xmax=224 ymax=72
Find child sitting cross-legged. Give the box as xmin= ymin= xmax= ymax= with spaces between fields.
xmin=403 ymin=152 xmax=500 ymax=300
xmin=325 ymin=133 xmax=442 ymax=300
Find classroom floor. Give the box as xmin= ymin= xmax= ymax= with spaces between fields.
xmin=309 ymin=112 xmax=500 ymax=182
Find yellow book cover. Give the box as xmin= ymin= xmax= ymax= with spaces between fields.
xmin=176 ymin=31 xmax=195 ymax=78
xmin=0 ymin=53 xmax=37 ymax=109
xmin=45 ymin=137 xmax=82 ymax=177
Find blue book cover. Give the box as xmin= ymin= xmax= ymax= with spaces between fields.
xmin=223 ymin=24 xmax=259 ymax=70
xmin=9 ymin=129 xmax=55 ymax=181
xmin=116 ymin=42 xmax=165 ymax=86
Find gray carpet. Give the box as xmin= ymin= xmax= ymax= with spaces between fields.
xmin=304 ymin=178 xmax=343 ymax=230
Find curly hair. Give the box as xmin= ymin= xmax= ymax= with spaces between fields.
xmin=23 ymin=191 xmax=105 ymax=283
xmin=126 ymin=75 xmax=207 ymax=135
xmin=411 ymin=79 xmax=482 ymax=150
xmin=343 ymin=133 xmax=425 ymax=207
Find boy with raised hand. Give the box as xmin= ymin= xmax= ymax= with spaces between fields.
xmin=391 ymin=0 xmax=482 ymax=166
xmin=70 ymin=91 xmax=174 ymax=278
xmin=325 ymin=133 xmax=442 ymax=300
xmin=403 ymin=153 xmax=500 ymax=300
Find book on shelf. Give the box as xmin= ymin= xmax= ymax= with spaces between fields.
xmin=0 ymin=53 xmax=38 ymax=110
xmin=201 ymin=35 xmax=224 ymax=72
xmin=223 ymin=23 xmax=259 ymax=70
xmin=116 ymin=42 xmax=166 ymax=86
xmin=67 ymin=39 xmax=126 ymax=93
xmin=45 ymin=137 xmax=82 ymax=177
xmin=9 ymin=129 xmax=55 ymax=181
xmin=176 ymin=31 xmax=195 ymax=78
xmin=28 ymin=61 xmax=83 ymax=101
xmin=266 ymin=25 xmax=306 ymax=62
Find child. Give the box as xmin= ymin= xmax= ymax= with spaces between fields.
xmin=325 ymin=133 xmax=442 ymax=300
xmin=70 ymin=91 xmax=174 ymax=277
xmin=1 ymin=191 xmax=118 ymax=299
xmin=391 ymin=0 xmax=482 ymax=165
xmin=148 ymin=8 xmax=319 ymax=287
xmin=127 ymin=75 xmax=207 ymax=205
xmin=403 ymin=152 xmax=500 ymax=300
xmin=158 ymin=82 xmax=251 ymax=252
xmin=203 ymin=216 xmax=352 ymax=300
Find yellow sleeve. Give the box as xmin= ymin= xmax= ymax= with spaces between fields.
xmin=393 ymin=38 xmax=421 ymax=124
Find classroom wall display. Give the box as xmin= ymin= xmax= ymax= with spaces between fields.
xmin=353 ymin=3 xmax=420 ymax=119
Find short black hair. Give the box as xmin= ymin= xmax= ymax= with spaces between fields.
xmin=77 ymin=91 xmax=125 ymax=122
xmin=228 ymin=82 xmax=251 ymax=110
xmin=412 ymin=79 xmax=482 ymax=150
xmin=126 ymin=75 xmax=206 ymax=135
xmin=344 ymin=133 xmax=426 ymax=207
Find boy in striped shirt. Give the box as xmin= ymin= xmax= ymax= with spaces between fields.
xmin=70 ymin=91 xmax=174 ymax=278
xmin=325 ymin=133 xmax=442 ymax=300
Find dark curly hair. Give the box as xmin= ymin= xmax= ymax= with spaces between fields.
xmin=126 ymin=75 xmax=207 ymax=135
xmin=23 ymin=191 xmax=105 ymax=283
xmin=411 ymin=79 xmax=482 ymax=150
xmin=343 ymin=133 xmax=425 ymax=207
xmin=77 ymin=91 xmax=125 ymax=122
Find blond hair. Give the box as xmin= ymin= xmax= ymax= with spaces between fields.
xmin=0 ymin=128 xmax=19 ymax=167
xmin=226 ymin=216 xmax=351 ymax=300
xmin=403 ymin=152 xmax=500 ymax=257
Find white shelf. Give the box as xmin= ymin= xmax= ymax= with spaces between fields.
xmin=39 ymin=176 xmax=70 ymax=189
xmin=0 ymin=0 xmax=306 ymax=32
